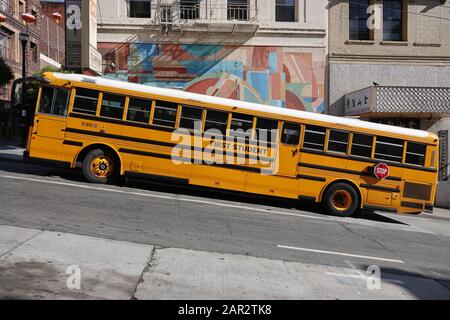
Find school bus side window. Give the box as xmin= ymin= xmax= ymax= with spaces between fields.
xmin=127 ymin=98 xmax=152 ymax=123
xmin=38 ymin=87 xmax=69 ymax=116
xmin=328 ymin=130 xmax=349 ymax=153
xmin=375 ymin=136 xmax=404 ymax=163
xmin=179 ymin=105 xmax=203 ymax=131
xmin=153 ymin=100 xmax=178 ymax=128
xmin=230 ymin=113 xmax=254 ymax=140
xmin=405 ymin=142 xmax=427 ymax=166
xmin=100 ymin=93 xmax=125 ymax=120
xmin=303 ymin=125 xmax=326 ymax=150
xmin=72 ymin=88 xmax=99 ymax=115
xmin=351 ymin=133 xmax=373 ymax=158
xmin=281 ymin=123 xmax=300 ymax=145
xmin=256 ymin=118 xmax=278 ymax=144
xmin=204 ymin=110 xmax=229 ymax=136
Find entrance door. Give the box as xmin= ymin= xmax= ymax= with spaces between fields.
xmin=276 ymin=122 xmax=302 ymax=177
xmin=29 ymin=87 xmax=70 ymax=161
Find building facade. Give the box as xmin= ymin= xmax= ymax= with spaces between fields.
xmin=0 ymin=0 xmax=42 ymax=97
xmin=0 ymin=0 xmax=65 ymax=141
xmin=328 ymin=0 xmax=450 ymax=206
xmin=96 ymin=0 xmax=328 ymax=113
xmin=40 ymin=0 xmax=65 ymax=68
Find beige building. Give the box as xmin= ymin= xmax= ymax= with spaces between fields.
xmin=328 ymin=0 xmax=450 ymax=206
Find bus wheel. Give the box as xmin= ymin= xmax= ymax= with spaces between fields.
xmin=82 ymin=148 xmax=119 ymax=184
xmin=323 ymin=183 xmax=359 ymax=217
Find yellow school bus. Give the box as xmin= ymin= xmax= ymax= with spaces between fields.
xmin=15 ymin=72 xmax=439 ymax=217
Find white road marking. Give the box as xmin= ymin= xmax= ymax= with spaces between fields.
xmin=326 ymin=272 xmax=366 ymax=280
xmin=326 ymin=271 xmax=404 ymax=285
xmin=277 ymin=244 xmax=405 ymax=264
xmin=0 ymin=174 xmax=332 ymax=222
xmin=0 ymin=174 xmax=437 ymax=235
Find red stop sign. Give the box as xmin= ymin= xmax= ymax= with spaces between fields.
xmin=374 ymin=163 xmax=390 ymax=180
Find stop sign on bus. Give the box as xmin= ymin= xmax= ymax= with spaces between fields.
xmin=374 ymin=163 xmax=390 ymax=180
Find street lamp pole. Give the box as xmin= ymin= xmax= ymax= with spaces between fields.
xmin=18 ymin=12 xmax=36 ymax=148
xmin=19 ymin=31 xmax=29 ymax=78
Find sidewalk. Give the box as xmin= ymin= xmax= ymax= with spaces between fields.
xmin=0 ymin=224 xmax=449 ymax=300
xmin=0 ymin=144 xmax=24 ymax=161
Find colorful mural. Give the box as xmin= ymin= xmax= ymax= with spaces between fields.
xmin=98 ymin=43 xmax=325 ymax=113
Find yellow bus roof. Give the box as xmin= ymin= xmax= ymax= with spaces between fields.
xmin=45 ymin=72 xmax=438 ymax=143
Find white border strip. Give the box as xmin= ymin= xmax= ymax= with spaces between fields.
xmin=277 ymin=244 xmax=405 ymax=264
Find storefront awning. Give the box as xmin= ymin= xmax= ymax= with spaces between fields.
xmin=344 ymin=86 xmax=450 ymax=117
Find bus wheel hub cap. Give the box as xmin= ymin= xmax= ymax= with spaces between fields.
xmin=92 ymin=157 xmax=111 ymax=177
xmin=332 ymin=190 xmax=352 ymax=211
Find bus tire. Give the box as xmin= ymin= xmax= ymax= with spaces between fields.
xmin=323 ymin=182 xmax=359 ymax=217
xmin=82 ymin=148 xmax=119 ymax=184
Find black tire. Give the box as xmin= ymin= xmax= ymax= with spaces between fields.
xmin=323 ymin=182 xmax=360 ymax=217
xmin=82 ymin=148 xmax=119 ymax=184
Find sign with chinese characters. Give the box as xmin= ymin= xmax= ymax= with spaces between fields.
xmin=344 ymin=88 xmax=372 ymax=116
xmin=439 ymin=130 xmax=448 ymax=181
xmin=372 ymin=118 xmax=421 ymax=129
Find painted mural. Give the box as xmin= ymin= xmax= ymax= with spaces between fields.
xmin=98 ymin=43 xmax=325 ymax=113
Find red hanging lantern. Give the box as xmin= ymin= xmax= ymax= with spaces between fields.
xmin=21 ymin=13 xmax=37 ymax=24
xmin=0 ymin=14 xmax=7 ymax=23
xmin=52 ymin=12 xmax=62 ymax=24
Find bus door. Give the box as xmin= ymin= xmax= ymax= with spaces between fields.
xmin=276 ymin=122 xmax=302 ymax=177
xmin=29 ymin=87 xmax=70 ymax=161
xmin=10 ymin=77 xmax=40 ymax=147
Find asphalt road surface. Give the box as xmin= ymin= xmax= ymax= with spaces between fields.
xmin=0 ymin=158 xmax=449 ymax=296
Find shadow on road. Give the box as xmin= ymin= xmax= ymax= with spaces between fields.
xmin=0 ymin=158 xmax=406 ymax=226
xmin=358 ymin=264 xmax=450 ymax=299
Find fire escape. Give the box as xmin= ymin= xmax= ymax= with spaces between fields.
xmin=151 ymin=0 xmax=259 ymax=35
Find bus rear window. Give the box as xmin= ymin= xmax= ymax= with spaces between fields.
xmin=73 ymin=88 xmax=99 ymax=115
xmin=153 ymin=100 xmax=178 ymax=127
xmin=375 ymin=136 xmax=404 ymax=163
xmin=405 ymin=142 xmax=426 ymax=166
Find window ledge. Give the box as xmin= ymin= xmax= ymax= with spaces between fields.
xmin=380 ymin=41 xmax=409 ymax=46
xmin=346 ymin=40 xmax=375 ymax=45
xmin=413 ymin=42 xmax=441 ymax=47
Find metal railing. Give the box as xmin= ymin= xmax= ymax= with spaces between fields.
xmin=179 ymin=1 xmax=200 ymax=20
xmin=227 ymin=4 xmax=249 ymax=21
xmin=151 ymin=1 xmax=258 ymax=26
